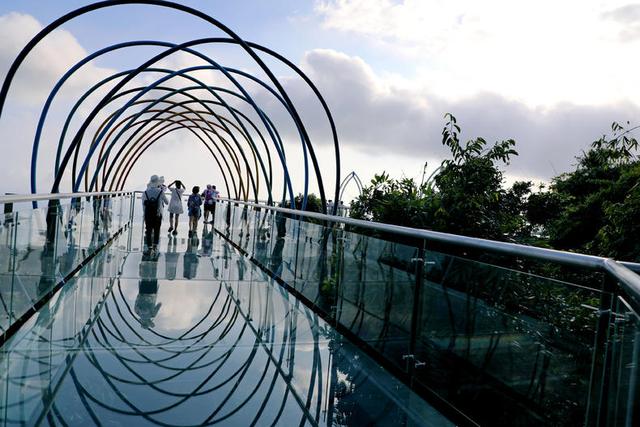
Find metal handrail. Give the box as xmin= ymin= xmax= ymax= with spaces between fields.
xmin=620 ymin=261 xmax=640 ymax=273
xmin=0 ymin=191 xmax=133 ymax=204
xmin=218 ymin=197 xmax=640 ymax=312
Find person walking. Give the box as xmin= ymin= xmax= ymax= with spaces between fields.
xmin=167 ymin=179 xmax=185 ymax=236
xmin=202 ymin=184 xmax=215 ymax=224
xmin=142 ymin=175 xmax=168 ymax=254
xmin=209 ymin=185 xmax=220 ymax=224
xmin=187 ymin=186 xmax=202 ymax=237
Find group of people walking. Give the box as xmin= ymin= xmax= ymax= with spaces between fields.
xmin=142 ymin=175 xmax=219 ymax=253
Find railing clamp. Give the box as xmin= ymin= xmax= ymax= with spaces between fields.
xmin=411 ymin=257 xmax=435 ymax=265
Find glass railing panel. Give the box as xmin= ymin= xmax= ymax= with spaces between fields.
xmin=253 ymin=209 xmax=275 ymax=268
xmin=212 ymin=199 xmax=224 ymax=232
xmin=220 ymin=201 xmax=234 ymax=238
xmin=207 ymin=201 xmax=640 ymax=425
xmin=413 ymin=251 xmax=604 ymax=426
xmin=0 ymin=194 xmax=132 ymax=338
xmin=77 ymin=197 xmax=98 ymax=255
xmin=292 ymin=220 xmax=329 ymax=303
xmin=229 ymin=202 xmax=244 ymax=244
xmin=235 ymin=205 xmax=254 ymax=253
xmin=0 ymin=211 xmax=19 ymax=334
xmin=602 ymin=295 xmax=640 ymax=426
xmin=335 ymin=230 xmax=418 ymax=375
xmin=243 ymin=206 xmax=260 ymax=256
xmin=270 ymin=214 xmax=300 ymax=286
xmin=2 ymin=206 xmax=63 ymax=332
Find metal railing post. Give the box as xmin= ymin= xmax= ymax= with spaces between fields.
xmin=408 ymin=241 xmax=425 ymax=372
xmin=586 ymin=274 xmax=616 ymax=426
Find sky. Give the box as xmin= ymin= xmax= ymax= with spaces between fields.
xmin=0 ymin=0 xmax=639 ymax=202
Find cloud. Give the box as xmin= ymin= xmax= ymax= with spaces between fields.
xmin=602 ymin=3 xmax=640 ymax=24
xmin=0 ymin=12 xmax=118 ymax=194
xmin=0 ymin=12 xmax=114 ymax=106
xmin=272 ymin=49 xmax=640 ymax=182
xmin=602 ymin=3 xmax=640 ymax=41
xmin=314 ymin=0 xmax=640 ymax=106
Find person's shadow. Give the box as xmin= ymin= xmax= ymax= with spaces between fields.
xmin=135 ymin=251 xmax=161 ymax=329
xmin=165 ymin=236 xmax=178 ymax=280
xmin=201 ymin=224 xmax=213 ymax=257
xmin=183 ymin=235 xmax=200 ymax=279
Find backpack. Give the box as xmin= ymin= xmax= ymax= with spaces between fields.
xmin=143 ymin=190 xmax=161 ymax=220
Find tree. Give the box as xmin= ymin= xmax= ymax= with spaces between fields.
xmin=528 ymin=121 xmax=640 ymax=260
xmin=432 ymin=113 xmax=519 ymax=240
xmin=349 ymin=171 xmax=436 ymax=228
xmin=282 ymin=193 xmax=324 ymax=213
xmin=350 ymin=113 xmax=525 ymax=241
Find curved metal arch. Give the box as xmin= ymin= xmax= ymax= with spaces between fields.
xmin=41 ymin=54 xmax=295 ymax=204
xmin=73 ymin=85 xmax=269 ymax=198
xmin=0 ymin=0 xmax=336 ymax=212
xmin=95 ymin=88 xmax=256 ymax=202
xmin=90 ymin=88 xmax=288 ymax=203
xmin=46 ymin=54 xmax=306 ymax=208
xmin=338 ymin=171 xmax=364 ymax=203
xmin=75 ymin=63 xmax=271 ymax=206
xmin=94 ymin=100 xmax=262 ymax=194
xmin=87 ymin=97 xmax=258 ymax=199
xmin=92 ymin=83 xmax=293 ymax=200
xmin=112 ymin=117 xmax=258 ymax=198
xmin=103 ymin=114 xmax=242 ymax=196
xmin=55 ymin=39 xmax=304 ymax=212
xmin=109 ymin=114 xmax=262 ymax=196
xmin=51 ymin=51 xmax=318 ymax=204
xmin=75 ymin=84 xmax=279 ymax=198
xmin=89 ymin=105 xmax=244 ymax=195
xmin=109 ymin=116 xmax=239 ymax=198
xmin=117 ymin=122 xmax=251 ymax=194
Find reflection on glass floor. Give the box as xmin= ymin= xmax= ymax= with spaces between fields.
xmin=0 ymin=221 xmax=450 ymax=426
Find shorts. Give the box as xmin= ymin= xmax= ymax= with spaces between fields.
xmin=188 ymin=207 xmax=201 ymax=219
xmin=204 ymin=203 xmax=216 ymax=213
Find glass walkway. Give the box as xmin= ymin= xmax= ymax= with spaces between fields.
xmin=1 ymin=192 xmax=639 ymax=426
xmin=0 ymin=194 xmax=449 ymax=426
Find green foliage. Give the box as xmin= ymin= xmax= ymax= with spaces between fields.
xmin=349 ymin=171 xmax=435 ymax=228
xmin=283 ymin=193 xmax=323 ymax=213
xmin=433 ymin=115 xmax=520 ymax=239
xmin=529 ymin=121 xmax=640 ymax=260
xmin=350 ymin=114 xmax=640 ymax=260
xmin=351 ymin=113 xmax=527 ymax=241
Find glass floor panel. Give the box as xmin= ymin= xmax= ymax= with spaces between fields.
xmin=0 ymin=221 xmax=451 ymax=426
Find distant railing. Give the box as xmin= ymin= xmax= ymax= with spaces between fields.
xmin=212 ymin=197 xmax=640 ymax=427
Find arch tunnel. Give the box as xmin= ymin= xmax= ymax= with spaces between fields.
xmin=0 ymin=0 xmax=342 ymax=214
xmin=0 ymin=2 xmax=452 ymax=426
